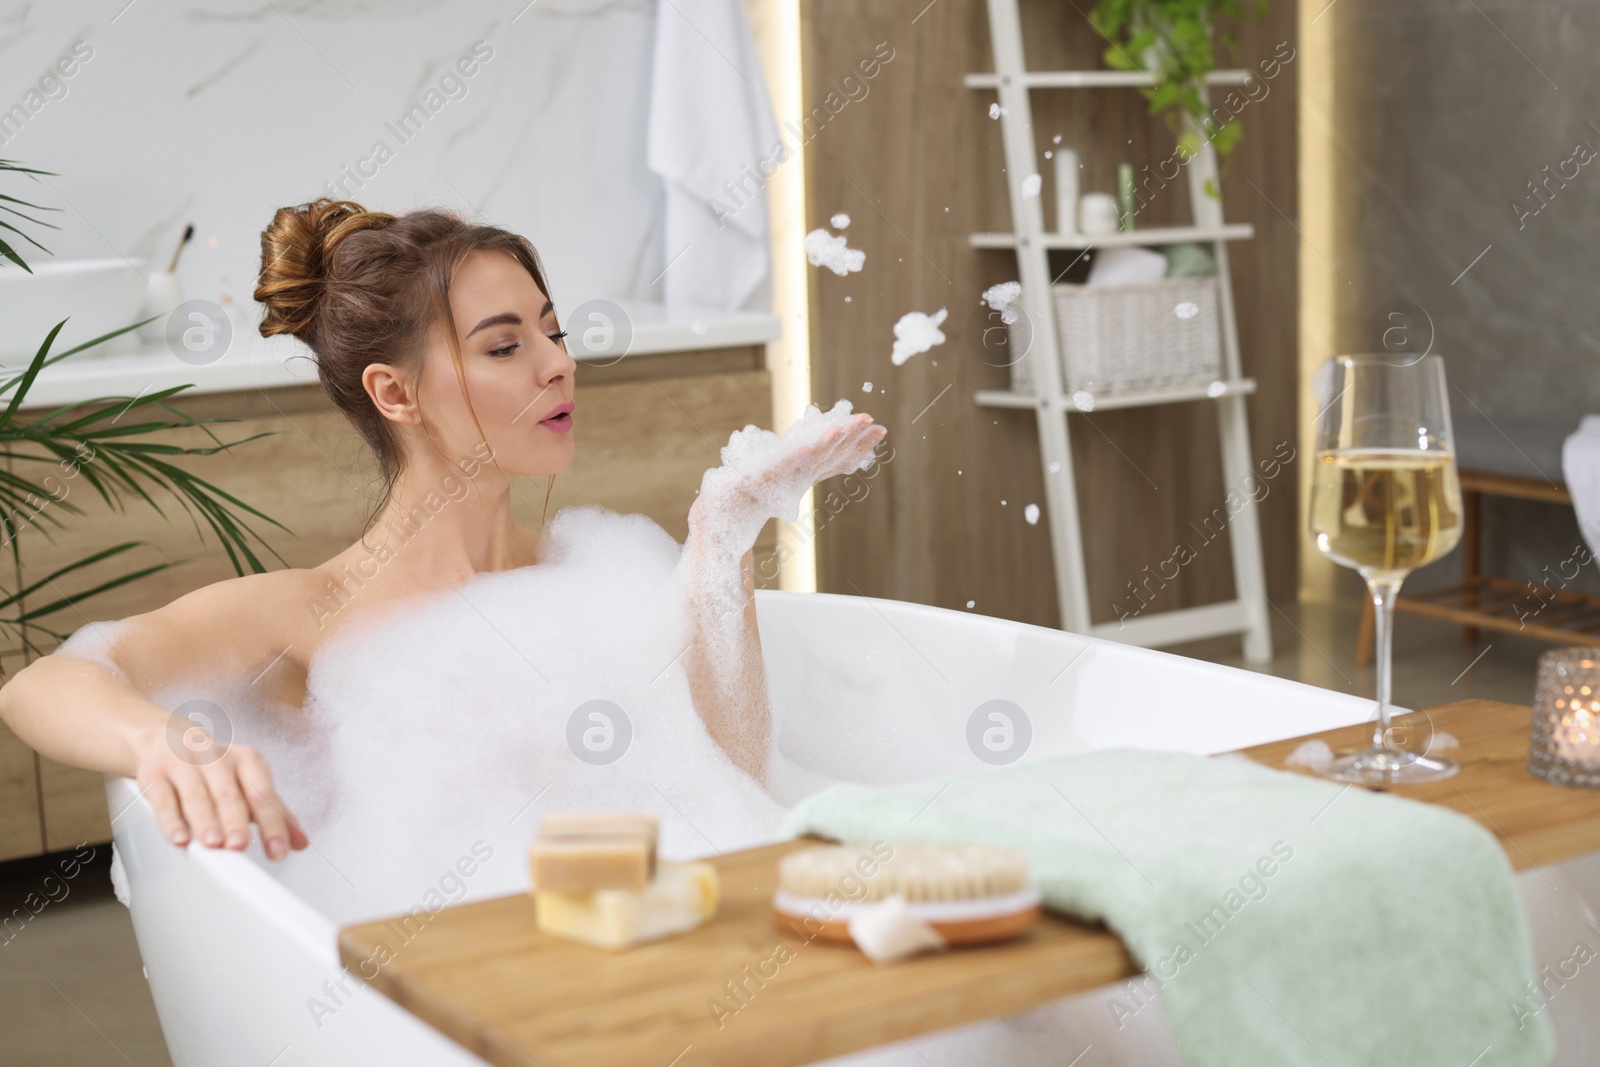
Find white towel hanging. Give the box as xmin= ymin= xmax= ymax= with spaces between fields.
xmin=1562 ymin=415 xmax=1600 ymax=561
xmin=646 ymin=0 xmax=780 ymax=311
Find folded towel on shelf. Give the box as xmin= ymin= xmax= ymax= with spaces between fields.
xmin=645 ymin=0 xmax=780 ymax=311
xmin=1160 ymin=241 xmax=1218 ymax=278
xmin=787 ymin=748 xmax=1553 ymax=1067
xmin=1562 ymin=414 xmax=1600 ymax=561
xmin=1085 ymin=245 xmax=1168 ymax=286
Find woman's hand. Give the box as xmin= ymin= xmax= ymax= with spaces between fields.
xmin=132 ymin=720 xmax=309 ymax=860
xmin=689 ymin=408 xmax=888 ymax=549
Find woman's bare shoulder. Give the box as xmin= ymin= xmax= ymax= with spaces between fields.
xmin=98 ymin=566 xmax=339 ymax=696
xmin=133 ymin=566 xmax=330 ymax=633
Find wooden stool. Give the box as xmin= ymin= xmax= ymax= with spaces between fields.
xmin=1354 ymin=470 xmax=1600 ymax=667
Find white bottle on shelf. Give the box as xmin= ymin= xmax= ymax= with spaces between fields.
xmin=1053 ymin=148 xmax=1079 ymax=237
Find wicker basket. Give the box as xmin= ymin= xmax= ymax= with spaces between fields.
xmin=1008 ymin=276 xmax=1221 ymax=395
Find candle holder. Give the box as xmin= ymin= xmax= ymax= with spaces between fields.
xmin=1529 ymin=647 xmax=1600 ymax=788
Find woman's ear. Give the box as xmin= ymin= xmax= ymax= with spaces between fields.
xmin=363 ymin=361 xmax=420 ymax=426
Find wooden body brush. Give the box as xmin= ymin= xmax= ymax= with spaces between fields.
xmin=773 ymin=841 xmax=1043 ymax=946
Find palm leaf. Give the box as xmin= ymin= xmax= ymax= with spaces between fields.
xmin=0 ymin=160 xmax=296 ymax=648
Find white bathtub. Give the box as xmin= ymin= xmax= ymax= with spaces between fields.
xmin=106 ymin=589 xmax=1518 ymax=1066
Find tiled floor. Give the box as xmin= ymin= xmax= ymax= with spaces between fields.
xmin=0 ymin=847 xmax=170 ymax=1066
xmin=0 ymin=596 xmax=1567 ymax=1065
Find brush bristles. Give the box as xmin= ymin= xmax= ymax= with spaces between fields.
xmin=778 ymin=842 xmax=1031 ymax=903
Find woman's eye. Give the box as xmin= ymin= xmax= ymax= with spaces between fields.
xmin=491 ymin=330 xmax=565 ymax=357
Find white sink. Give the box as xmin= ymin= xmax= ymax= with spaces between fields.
xmin=0 ymin=256 xmax=149 ymax=363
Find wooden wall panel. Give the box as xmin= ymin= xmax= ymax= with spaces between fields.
xmin=0 ymin=712 xmax=41 ymax=861
xmin=10 ymin=386 xmax=371 ymax=641
xmin=39 ymin=758 xmax=109 ymax=853
xmin=802 ymin=0 xmax=1300 ymax=629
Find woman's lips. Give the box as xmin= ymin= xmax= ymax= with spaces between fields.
xmin=539 ymin=402 xmax=574 ymax=434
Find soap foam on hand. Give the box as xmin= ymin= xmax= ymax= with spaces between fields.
xmin=691 ymin=399 xmax=882 ymax=558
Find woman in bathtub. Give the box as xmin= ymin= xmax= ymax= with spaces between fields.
xmin=0 ymin=198 xmax=885 ymax=864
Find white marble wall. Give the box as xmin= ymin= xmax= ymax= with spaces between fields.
xmin=0 ymin=0 xmax=670 ymax=316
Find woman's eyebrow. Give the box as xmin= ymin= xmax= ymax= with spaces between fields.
xmin=465 ymin=301 xmax=554 ymax=338
xmin=465 ymin=313 xmax=521 ymax=338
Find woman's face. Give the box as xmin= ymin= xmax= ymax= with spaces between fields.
xmin=413 ymin=248 xmax=578 ymax=478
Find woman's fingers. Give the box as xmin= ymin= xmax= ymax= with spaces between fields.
xmin=170 ymin=764 xmax=223 ymax=847
xmin=235 ymin=750 xmax=300 ymax=860
xmin=143 ymin=774 xmax=190 ymax=846
xmin=132 ymin=734 xmax=308 ymax=857
xmin=203 ymin=760 xmax=253 ymax=850
xmin=818 ymin=419 xmax=886 ymax=478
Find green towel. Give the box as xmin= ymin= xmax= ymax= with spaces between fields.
xmin=1161 ymin=241 xmax=1218 ymax=277
xmin=785 ymin=749 xmax=1554 ymax=1067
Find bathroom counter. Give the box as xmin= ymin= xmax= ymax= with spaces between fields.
xmin=9 ymin=299 xmax=780 ymax=411
xmin=338 ymin=698 xmax=1600 ymax=1067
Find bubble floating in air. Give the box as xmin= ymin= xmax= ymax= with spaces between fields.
xmin=804 ymin=228 xmax=865 ymax=276
xmin=891 ymin=308 xmax=949 ymax=366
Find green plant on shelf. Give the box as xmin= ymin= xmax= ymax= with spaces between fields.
xmin=0 ymin=156 xmax=290 ymax=667
xmin=1087 ymin=0 xmax=1269 ymax=196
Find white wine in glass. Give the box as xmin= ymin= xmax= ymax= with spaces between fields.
xmin=1308 ymin=355 xmax=1464 ymax=783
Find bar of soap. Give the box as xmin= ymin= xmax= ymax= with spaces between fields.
xmin=530 ymin=810 xmax=659 ymax=891
xmin=535 ymin=861 xmax=719 ymax=950
xmin=531 ymin=835 xmax=653 ymax=892
xmin=540 ymin=810 xmax=661 ymax=840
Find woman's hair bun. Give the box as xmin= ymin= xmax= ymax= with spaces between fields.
xmin=255 ymin=197 xmax=396 ymax=339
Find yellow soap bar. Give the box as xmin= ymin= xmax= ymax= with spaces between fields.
xmin=535 ymin=861 xmax=719 ymax=950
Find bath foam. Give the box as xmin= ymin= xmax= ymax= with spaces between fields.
xmin=143 ymin=505 xmax=785 ymax=927
xmin=53 ymin=618 xmax=134 ymax=681
xmin=53 ymin=618 xmax=341 ymax=835
xmin=287 ymin=505 xmax=788 ymax=924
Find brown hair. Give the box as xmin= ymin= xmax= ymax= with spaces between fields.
xmin=253 ymin=197 xmax=558 ymax=535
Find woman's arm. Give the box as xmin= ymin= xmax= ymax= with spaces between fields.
xmin=0 ymin=574 xmax=311 ymax=858
xmin=678 ymin=537 xmax=771 ymax=784
xmin=677 ymin=409 xmax=886 ymax=784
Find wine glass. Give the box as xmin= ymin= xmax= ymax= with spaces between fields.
xmin=1308 ymin=354 xmax=1464 ymax=784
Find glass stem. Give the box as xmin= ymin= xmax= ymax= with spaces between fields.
xmin=1367 ymin=574 xmax=1404 ymax=752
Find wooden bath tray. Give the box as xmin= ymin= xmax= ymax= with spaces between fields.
xmin=338 ymin=698 xmax=1600 ymax=1067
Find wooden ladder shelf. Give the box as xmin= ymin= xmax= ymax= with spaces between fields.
xmin=972 ymin=0 xmax=1273 ymax=662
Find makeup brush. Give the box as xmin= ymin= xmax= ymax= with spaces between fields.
xmin=165 ymin=223 xmax=193 ymax=274
xmin=137 ymin=224 xmax=193 ymax=345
